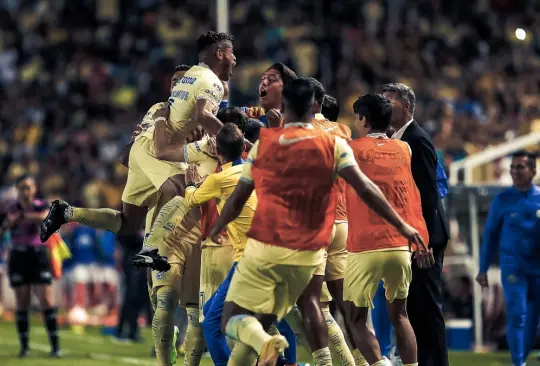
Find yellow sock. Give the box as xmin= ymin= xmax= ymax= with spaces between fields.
xmin=71 ymin=207 xmax=122 ymax=233
xmin=284 ymin=306 xmax=312 ymax=352
xmin=225 ymin=315 xmax=271 ymax=354
xmin=403 ymin=363 xmax=418 ymax=366
xmin=152 ymin=286 xmax=179 ymax=366
xmin=353 ymin=349 xmax=369 ymax=366
xmin=183 ymin=307 xmax=205 ymax=366
xmin=322 ymin=306 xmax=355 ymax=366
xmin=146 ymin=196 xmax=197 ymax=250
xmin=312 ymin=347 xmax=333 ymax=366
xmin=227 ymin=343 xmax=258 ymax=366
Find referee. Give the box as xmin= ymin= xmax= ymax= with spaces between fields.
xmin=2 ymin=175 xmax=60 ymax=357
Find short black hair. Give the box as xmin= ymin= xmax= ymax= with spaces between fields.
xmin=267 ymin=63 xmax=297 ymax=85
xmin=513 ymin=150 xmax=537 ymax=170
xmin=381 ymin=83 xmax=416 ymax=114
xmin=353 ymin=93 xmax=393 ymax=131
xmin=244 ymin=118 xmax=264 ymax=143
xmin=216 ymin=123 xmax=244 ymax=161
xmin=196 ymin=31 xmax=234 ymax=56
xmin=217 ymin=107 xmax=248 ymax=133
xmin=322 ymin=95 xmax=340 ymax=122
xmin=307 ymin=78 xmax=325 ymax=105
xmin=173 ymin=64 xmax=191 ymax=73
xmin=282 ymin=77 xmax=315 ymax=119
xmin=15 ymin=174 xmax=34 ymax=186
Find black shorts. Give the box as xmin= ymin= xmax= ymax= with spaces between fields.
xmin=8 ymin=246 xmax=53 ymax=287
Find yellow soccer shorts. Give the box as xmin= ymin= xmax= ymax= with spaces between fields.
xmin=199 ymin=238 xmax=235 ymax=322
xmin=122 ymin=137 xmax=187 ymax=207
xmin=225 ymin=239 xmax=318 ymax=320
xmin=326 ymin=222 xmax=348 ymax=281
xmin=344 ymin=250 xmax=412 ymax=309
xmin=148 ymin=196 xmax=202 ymax=308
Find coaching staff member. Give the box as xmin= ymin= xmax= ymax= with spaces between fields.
xmin=382 ymin=83 xmax=450 ymax=366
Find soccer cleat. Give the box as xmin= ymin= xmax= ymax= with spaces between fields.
xmin=40 ymin=200 xmax=69 ymax=243
xmin=170 ymin=326 xmax=180 ymax=364
xmin=132 ymin=247 xmax=171 ymax=271
xmin=259 ymin=335 xmax=289 ymax=366
xmin=50 ymin=350 xmax=61 ymax=358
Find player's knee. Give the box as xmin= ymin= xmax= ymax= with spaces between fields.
xmin=186 ymin=307 xmax=201 ymax=326
xmin=155 ymin=286 xmax=179 ymax=311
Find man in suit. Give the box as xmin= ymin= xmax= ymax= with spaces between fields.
xmin=382 ymin=83 xmax=450 ymax=366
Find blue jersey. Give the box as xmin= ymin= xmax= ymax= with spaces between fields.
xmin=480 ymin=185 xmax=540 ymax=276
xmin=98 ymin=230 xmax=116 ymax=267
xmin=68 ymin=226 xmax=101 ymax=265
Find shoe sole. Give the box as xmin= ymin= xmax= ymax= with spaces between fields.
xmin=259 ymin=336 xmax=289 ymax=366
xmin=40 ymin=202 xmax=63 ymax=243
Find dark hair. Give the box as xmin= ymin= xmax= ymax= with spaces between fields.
xmin=322 ymin=95 xmax=340 ymax=122
xmin=173 ymin=64 xmax=191 ymax=73
xmin=196 ymin=31 xmax=234 ymax=56
xmin=282 ymin=78 xmax=315 ymax=118
xmin=381 ymin=83 xmax=416 ymax=114
xmin=216 ymin=123 xmax=244 ymax=161
xmin=513 ymin=150 xmax=537 ymax=170
xmin=267 ymin=63 xmax=297 ymax=85
xmin=217 ymin=107 xmax=248 ymax=133
xmin=307 ymin=78 xmax=325 ymax=105
xmin=353 ymin=93 xmax=393 ymax=131
xmin=244 ymin=118 xmax=264 ymax=143
xmin=15 ymin=174 xmax=34 ymax=186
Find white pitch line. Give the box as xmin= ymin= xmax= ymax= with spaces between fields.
xmin=0 ymin=339 xmax=155 ymax=365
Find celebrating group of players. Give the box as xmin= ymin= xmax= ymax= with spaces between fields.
xmin=40 ymin=31 xmax=434 ymax=366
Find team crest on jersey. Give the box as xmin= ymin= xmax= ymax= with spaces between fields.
xmin=156 ymin=271 xmax=164 ymax=280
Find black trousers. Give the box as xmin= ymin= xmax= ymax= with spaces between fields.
xmin=117 ymin=251 xmax=150 ymax=338
xmin=407 ymin=242 xmax=449 ymax=366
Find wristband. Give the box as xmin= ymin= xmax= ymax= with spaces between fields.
xmin=155 ymin=117 xmax=166 ymax=123
xmin=186 ymin=182 xmax=197 ymax=188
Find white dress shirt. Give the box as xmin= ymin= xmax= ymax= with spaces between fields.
xmin=391 ymin=118 xmax=414 ymax=140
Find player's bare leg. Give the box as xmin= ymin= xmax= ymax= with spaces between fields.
xmin=295 ymin=275 xmax=332 ymax=365
xmin=221 ymin=302 xmax=287 ymax=366
xmin=386 ymin=298 xmax=416 ymax=365
xmin=344 ymin=303 xmax=384 ymax=365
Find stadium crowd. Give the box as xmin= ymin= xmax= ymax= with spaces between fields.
xmin=0 ymin=0 xmax=540 ymax=362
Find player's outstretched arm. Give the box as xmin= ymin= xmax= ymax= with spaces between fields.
xmin=208 ymin=180 xmax=254 ymax=243
xmin=339 ymin=165 xmax=434 ymax=268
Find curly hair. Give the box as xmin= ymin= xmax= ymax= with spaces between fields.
xmin=173 ymin=64 xmax=191 ymax=73
xmin=196 ymin=31 xmax=234 ymax=55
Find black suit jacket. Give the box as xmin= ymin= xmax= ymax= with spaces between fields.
xmin=401 ymin=120 xmax=449 ymax=247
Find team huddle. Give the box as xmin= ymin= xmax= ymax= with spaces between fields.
xmin=40 ymin=32 xmax=435 ymax=366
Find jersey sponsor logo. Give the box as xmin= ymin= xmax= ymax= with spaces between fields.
xmin=156 ymin=271 xmax=164 ymax=280
xmin=278 ymin=134 xmax=315 ymax=146
xmin=171 ymin=90 xmax=190 ymax=101
xmin=179 ymin=76 xmax=197 ymax=85
xmin=202 ymin=89 xmax=220 ymax=103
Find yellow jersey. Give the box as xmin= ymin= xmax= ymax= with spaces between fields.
xmin=185 ymin=160 xmax=257 ymax=262
xmin=138 ymin=64 xmax=223 ymax=144
xmin=183 ymin=134 xmax=219 ymax=177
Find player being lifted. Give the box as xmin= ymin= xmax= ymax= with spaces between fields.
xmin=40 ymin=31 xmax=236 ymax=366
xmin=207 ymin=78 xmax=427 ymax=366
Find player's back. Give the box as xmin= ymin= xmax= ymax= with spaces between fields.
xmin=249 ymin=125 xmax=338 ymax=251
xmin=347 ymin=137 xmax=428 ymax=252
xmin=139 ymin=65 xmax=223 ymax=141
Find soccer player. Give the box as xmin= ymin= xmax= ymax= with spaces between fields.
xmin=207 ymin=78 xmax=426 ymax=366
xmin=2 ymin=175 xmax=60 ymax=357
xmin=476 ymin=150 xmax=540 ymax=366
xmin=40 ymin=31 xmax=236 ymax=266
xmin=289 ymin=77 xmax=353 ymax=365
xmin=242 ymin=62 xmax=297 ymax=127
xmin=178 ymin=123 xmax=257 ymax=366
xmin=344 ymin=94 xmax=434 ymax=366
